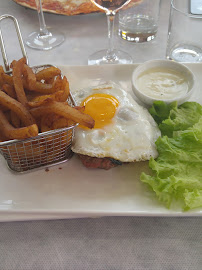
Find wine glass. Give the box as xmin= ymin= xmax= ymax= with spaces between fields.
xmin=26 ymin=0 xmax=65 ymax=50
xmin=88 ymin=0 xmax=133 ymax=65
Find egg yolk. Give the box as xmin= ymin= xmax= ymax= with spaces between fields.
xmin=81 ymin=93 xmax=119 ymax=128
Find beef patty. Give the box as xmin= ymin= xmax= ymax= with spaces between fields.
xmin=78 ymin=154 xmax=122 ymax=170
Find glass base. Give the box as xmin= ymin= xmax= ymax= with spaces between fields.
xmin=119 ymin=15 xmax=158 ymax=43
xmin=88 ymin=49 xmax=133 ymax=65
xmin=26 ymin=29 xmax=65 ymax=51
xmin=119 ymin=30 xmax=157 ymax=43
xmin=167 ymin=44 xmax=202 ymax=63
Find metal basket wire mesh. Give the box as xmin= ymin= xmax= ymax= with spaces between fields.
xmin=0 ymin=15 xmax=77 ymax=173
xmin=0 ymin=126 xmax=75 ymax=172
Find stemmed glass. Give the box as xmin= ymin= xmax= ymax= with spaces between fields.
xmin=88 ymin=0 xmax=133 ymax=65
xmin=26 ymin=0 xmax=65 ymax=50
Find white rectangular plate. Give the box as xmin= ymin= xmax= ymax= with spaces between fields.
xmin=0 ymin=63 xmax=201 ymax=222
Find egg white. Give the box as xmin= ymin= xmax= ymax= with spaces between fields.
xmin=71 ymin=82 xmax=161 ymax=162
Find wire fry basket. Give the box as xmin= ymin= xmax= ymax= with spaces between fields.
xmin=0 ymin=15 xmax=77 ymax=173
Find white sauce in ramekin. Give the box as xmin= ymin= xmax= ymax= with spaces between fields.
xmin=136 ymin=67 xmax=189 ymax=100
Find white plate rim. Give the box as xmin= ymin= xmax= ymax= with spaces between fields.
xmin=0 ymin=63 xmax=201 ymax=222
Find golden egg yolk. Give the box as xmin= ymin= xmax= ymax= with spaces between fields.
xmin=81 ymin=93 xmax=119 ymax=129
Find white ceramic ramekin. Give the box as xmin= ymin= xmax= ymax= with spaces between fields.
xmin=132 ymin=60 xmax=195 ymax=106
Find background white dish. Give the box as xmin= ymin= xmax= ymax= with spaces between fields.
xmin=0 ymin=63 xmax=201 ymax=222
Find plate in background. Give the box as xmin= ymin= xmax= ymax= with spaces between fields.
xmin=12 ymin=0 xmax=102 ymax=16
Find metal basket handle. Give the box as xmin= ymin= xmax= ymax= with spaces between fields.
xmin=0 ymin=14 xmax=28 ymax=73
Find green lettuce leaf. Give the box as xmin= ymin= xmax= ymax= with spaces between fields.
xmin=149 ymin=101 xmax=202 ymax=137
xmin=149 ymin=101 xmax=177 ymax=125
xmin=141 ymin=101 xmax=202 ymax=210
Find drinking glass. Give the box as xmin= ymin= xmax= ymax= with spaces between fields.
xmin=166 ymin=0 xmax=202 ymax=62
xmin=88 ymin=0 xmax=133 ymax=65
xmin=26 ymin=0 xmax=65 ymax=50
xmin=119 ymin=0 xmax=161 ymax=42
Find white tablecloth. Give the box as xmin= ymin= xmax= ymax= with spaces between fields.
xmin=0 ymin=1 xmax=201 ymax=269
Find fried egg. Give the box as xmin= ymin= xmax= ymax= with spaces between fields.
xmin=71 ymin=82 xmax=161 ymax=162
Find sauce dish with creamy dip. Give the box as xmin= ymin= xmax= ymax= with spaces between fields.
xmin=132 ymin=60 xmax=195 ymax=106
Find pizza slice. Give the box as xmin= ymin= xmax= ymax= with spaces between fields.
xmin=13 ymin=0 xmax=141 ymax=16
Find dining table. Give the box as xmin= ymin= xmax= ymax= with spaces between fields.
xmin=0 ymin=0 xmax=201 ymax=269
